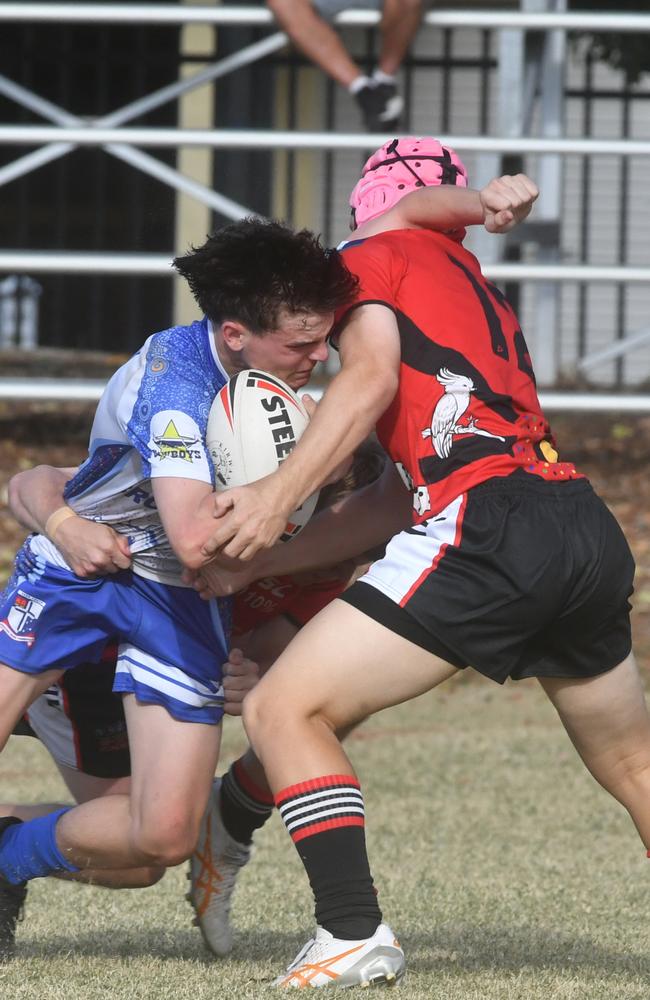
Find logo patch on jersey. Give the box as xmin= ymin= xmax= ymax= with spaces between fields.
xmin=421 ymin=368 xmax=506 ymax=460
xmin=211 ymin=442 xmax=233 ymax=487
xmin=414 ymin=485 xmax=431 ymax=517
xmin=280 ymin=520 xmax=302 ymax=543
xmin=152 ymin=419 xmax=201 ymax=463
xmin=539 ymin=439 xmax=558 ymax=464
xmin=0 ymin=590 xmax=46 ymax=647
xmin=149 ymin=356 xmax=168 ymax=375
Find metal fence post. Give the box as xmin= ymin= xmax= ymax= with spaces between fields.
xmin=0 ymin=275 xmax=41 ymax=349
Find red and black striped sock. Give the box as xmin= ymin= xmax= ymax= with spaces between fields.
xmin=220 ymin=758 xmax=274 ymax=846
xmin=276 ymin=774 xmax=382 ymax=940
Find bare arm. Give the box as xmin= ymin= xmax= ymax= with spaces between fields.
xmin=10 ymin=466 xmax=240 ymax=577
xmin=193 ymin=455 xmax=411 ymax=596
xmin=202 ymin=305 xmax=401 ymax=561
xmin=8 ymin=466 xmax=75 ymax=533
xmin=7 ymin=465 xmax=132 ymax=578
xmin=151 ymin=476 xmax=242 ymax=571
xmin=268 ymin=458 xmax=412 ymax=571
xmin=356 ymin=173 xmax=539 ymax=240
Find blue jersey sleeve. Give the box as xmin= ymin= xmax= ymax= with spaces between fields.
xmin=125 ymin=327 xmax=220 ymax=485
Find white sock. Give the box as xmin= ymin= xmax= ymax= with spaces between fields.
xmin=348 ymin=75 xmax=372 ymax=95
xmin=373 ymin=69 xmax=396 ymax=86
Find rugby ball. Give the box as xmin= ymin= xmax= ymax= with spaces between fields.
xmin=206 ymin=369 xmax=320 ymax=541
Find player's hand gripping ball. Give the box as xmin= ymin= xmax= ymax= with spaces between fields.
xmin=206 ymin=369 xmax=320 ymax=541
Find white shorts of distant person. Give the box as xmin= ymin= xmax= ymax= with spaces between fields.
xmin=313 ymin=0 xmax=382 ymax=22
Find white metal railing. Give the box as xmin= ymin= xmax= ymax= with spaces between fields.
xmin=1 ymin=254 xmax=649 ymax=284
xmin=1 ymin=377 xmax=649 ymax=413
xmin=0 ymin=33 xmax=286 ymax=214
xmin=1 ymin=6 xmax=649 ymax=33
xmin=3 ymin=128 xmax=650 ymax=156
xmin=2 ymin=4 xmax=650 ymax=406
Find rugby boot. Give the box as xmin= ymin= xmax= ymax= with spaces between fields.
xmin=272 ymin=922 xmax=405 ymax=989
xmin=0 ymin=818 xmax=27 ymax=961
xmin=187 ymin=778 xmax=251 ymax=957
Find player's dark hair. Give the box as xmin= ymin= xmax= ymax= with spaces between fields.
xmin=314 ymin=437 xmax=390 ymax=569
xmin=316 ymin=437 xmax=387 ymax=513
xmin=173 ymin=218 xmax=358 ymax=333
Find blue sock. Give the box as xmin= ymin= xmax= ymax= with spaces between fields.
xmin=0 ymin=808 xmax=80 ymax=884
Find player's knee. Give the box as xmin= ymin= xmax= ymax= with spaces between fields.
xmin=243 ymin=678 xmax=330 ymax=749
xmin=112 ymin=864 xmax=167 ymax=889
xmin=242 ymin=682 xmax=293 ymax=751
xmin=242 ymin=684 xmax=268 ymax=744
xmin=132 ymin=814 xmax=199 ymax=867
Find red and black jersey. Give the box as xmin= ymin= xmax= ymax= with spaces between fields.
xmin=337 ymin=229 xmax=581 ymax=523
xmin=232 ymin=574 xmax=348 ymax=635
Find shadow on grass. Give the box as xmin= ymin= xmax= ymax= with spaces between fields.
xmin=407 ymin=923 xmax=650 ymax=979
xmin=17 ymin=927 xmax=305 ymax=966
xmin=16 ymin=923 xmax=649 ymax=982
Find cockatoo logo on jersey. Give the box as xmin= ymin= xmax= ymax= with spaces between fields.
xmin=151 ymin=418 xmax=201 ymax=463
xmin=422 ymin=368 xmax=505 ymax=459
xmin=0 ymin=590 xmax=46 ymax=647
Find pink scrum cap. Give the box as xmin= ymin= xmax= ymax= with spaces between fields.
xmin=349 ymin=136 xmax=469 ymax=226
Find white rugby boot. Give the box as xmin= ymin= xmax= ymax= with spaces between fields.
xmin=272 ymin=922 xmax=405 ymax=989
xmin=187 ymin=777 xmax=251 ymax=957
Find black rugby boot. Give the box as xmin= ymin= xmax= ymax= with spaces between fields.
xmin=0 ymin=817 xmax=27 ymax=961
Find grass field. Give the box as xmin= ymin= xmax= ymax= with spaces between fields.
xmin=0 ymin=674 xmax=649 ymax=998
xmin=0 ymin=412 xmax=648 ymax=996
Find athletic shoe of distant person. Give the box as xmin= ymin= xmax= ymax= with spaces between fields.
xmin=355 ymin=81 xmax=403 ymax=132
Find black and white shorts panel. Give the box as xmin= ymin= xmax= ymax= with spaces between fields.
xmin=342 ymin=475 xmax=635 ymax=684
xmin=25 ymin=657 xmax=130 ymax=778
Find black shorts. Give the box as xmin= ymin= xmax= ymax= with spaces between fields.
xmin=341 ymin=472 xmax=635 ymax=684
xmin=18 ymin=649 xmax=130 ymax=779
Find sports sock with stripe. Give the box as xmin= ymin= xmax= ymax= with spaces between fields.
xmin=220 ymin=758 xmax=274 ymax=846
xmin=276 ymin=774 xmax=382 ymax=940
xmin=0 ymin=809 xmax=80 ymax=883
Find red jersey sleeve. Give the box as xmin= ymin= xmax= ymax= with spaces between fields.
xmin=332 ymin=236 xmax=406 ymax=341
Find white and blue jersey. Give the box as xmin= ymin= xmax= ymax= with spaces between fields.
xmin=63 ymin=316 xmax=228 ymax=585
xmin=0 ymin=317 xmax=232 ymax=724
